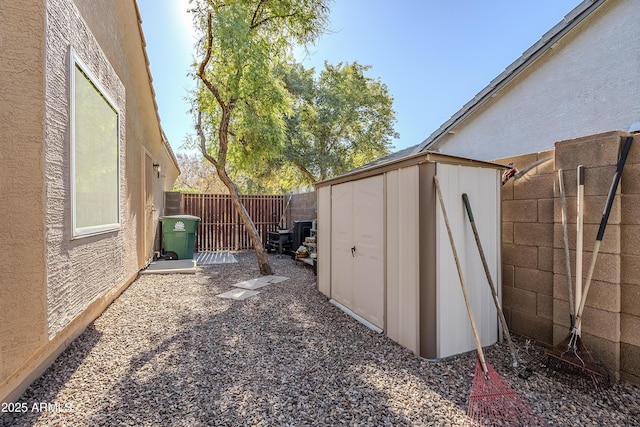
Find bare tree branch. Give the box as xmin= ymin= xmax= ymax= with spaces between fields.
xmin=197 ymin=12 xmax=225 ymax=108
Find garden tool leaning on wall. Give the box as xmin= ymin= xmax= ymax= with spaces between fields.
xmin=544 ymin=135 xmax=633 ymax=391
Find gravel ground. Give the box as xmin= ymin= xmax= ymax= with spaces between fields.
xmin=2 ymin=251 xmax=639 ymax=426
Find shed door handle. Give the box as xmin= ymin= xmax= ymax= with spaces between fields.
xmin=351 ymin=246 xmax=356 ymax=257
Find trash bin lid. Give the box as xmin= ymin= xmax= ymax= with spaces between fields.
xmin=159 ymin=215 xmax=201 ymax=221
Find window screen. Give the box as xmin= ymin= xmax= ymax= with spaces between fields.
xmin=71 ymin=56 xmax=120 ymax=237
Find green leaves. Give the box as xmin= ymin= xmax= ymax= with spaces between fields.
xmin=189 ymin=0 xmax=396 ymax=194
xmin=280 ymin=61 xmax=398 ymax=185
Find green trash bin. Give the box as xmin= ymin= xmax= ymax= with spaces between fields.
xmin=159 ymin=215 xmax=201 ymax=260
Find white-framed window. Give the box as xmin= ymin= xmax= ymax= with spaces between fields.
xmin=70 ymin=50 xmax=120 ymax=238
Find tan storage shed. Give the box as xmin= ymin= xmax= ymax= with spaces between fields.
xmin=316 ymin=151 xmax=506 ymax=359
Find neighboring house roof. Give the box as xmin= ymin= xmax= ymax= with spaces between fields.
xmin=133 ymin=0 xmax=180 ymax=174
xmin=416 ymin=0 xmax=606 ymax=154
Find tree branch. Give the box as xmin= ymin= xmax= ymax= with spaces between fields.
xmin=196 ymin=111 xmax=220 ymax=170
xmin=197 ymin=12 xmax=225 ymax=108
xmin=293 ymin=159 xmax=317 ymax=184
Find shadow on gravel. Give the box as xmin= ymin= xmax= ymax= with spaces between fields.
xmin=87 ymin=254 xmax=469 ymax=426
xmin=1 ymin=325 xmax=102 ymax=427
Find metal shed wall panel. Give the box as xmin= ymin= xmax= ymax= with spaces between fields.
xmin=317 ymin=186 xmax=331 ymax=297
xmin=330 ymin=177 xmax=385 ymax=329
xmin=386 ymin=166 xmax=420 ymax=354
xmin=435 ymin=163 xmax=500 ymax=357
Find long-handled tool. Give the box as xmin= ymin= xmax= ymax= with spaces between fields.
xmin=575 ymin=165 xmax=585 ymax=327
xmin=545 ymin=136 xmax=633 ymax=388
xmin=462 ymin=193 xmax=531 ymax=379
xmin=558 ymin=169 xmax=575 ymax=329
xmin=433 ymin=176 xmax=543 ymax=426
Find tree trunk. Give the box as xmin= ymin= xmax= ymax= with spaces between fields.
xmin=196 ymin=111 xmax=273 ymax=276
xmin=219 ymin=169 xmax=273 ymax=275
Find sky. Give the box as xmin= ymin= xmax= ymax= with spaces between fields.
xmin=138 ymin=0 xmax=583 ymax=155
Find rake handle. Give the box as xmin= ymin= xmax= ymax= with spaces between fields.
xmin=462 ymin=193 xmax=520 ymax=369
xmin=434 ymin=176 xmax=488 ymax=378
xmin=558 ymin=169 xmax=575 ymax=328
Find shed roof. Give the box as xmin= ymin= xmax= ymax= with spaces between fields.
xmin=314 ymin=150 xmax=507 ymax=188
xmin=415 ymin=0 xmax=606 ymax=154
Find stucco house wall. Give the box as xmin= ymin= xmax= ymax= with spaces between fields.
xmin=420 ymin=0 xmax=640 ymax=161
xmin=0 ymin=0 xmax=180 ymax=403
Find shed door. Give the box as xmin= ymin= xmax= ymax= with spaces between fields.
xmin=331 ymin=176 xmax=384 ymax=329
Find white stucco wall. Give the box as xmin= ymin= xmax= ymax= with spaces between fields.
xmin=429 ymin=0 xmax=640 ymax=161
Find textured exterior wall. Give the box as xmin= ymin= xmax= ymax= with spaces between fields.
xmin=1 ymin=0 xmax=179 ymax=403
xmin=45 ymin=0 xmax=128 ymax=337
xmin=0 ymin=0 xmax=48 ymax=381
xmin=432 ymin=0 xmax=640 ymax=161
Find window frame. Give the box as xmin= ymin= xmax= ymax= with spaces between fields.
xmin=70 ymin=50 xmax=121 ymax=238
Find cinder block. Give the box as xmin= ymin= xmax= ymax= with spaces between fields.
xmin=553 ymin=196 xmax=577 ymax=224
xmin=621 ymin=225 xmax=640 ymax=256
xmin=495 ymin=153 xmax=538 ymax=173
xmin=502 ymin=221 xmax=514 ymax=244
xmin=555 ymin=131 xmax=625 ymax=170
xmin=552 ymin=249 xmax=618 ymax=284
xmin=553 ymin=298 xmax=572 ymax=330
xmin=623 ymin=134 xmax=640 ymax=165
xmin=502 ymin=243 xmax=538 ymax=269
xmin=553 ymin=323 xmax=570 ymax=346
xmin=580 ymin=332 xmax=620 ymax=379
xmin=621 ymin=255 xmax=640 ymax=286
xmin=622 ymin=194 xmax=640 ymax=225
xmin=503 ymin=286 xmax=537 ymax=315
xmin=554 ymin=223 xmax=620 ymax=254
xmin=538 ymin=246 xmax=553 ymax=272
xmin=537 ymin=293 xmax=553 ymax=320
xmin=620 ymin=342 xmax=640 ymax=385
xmin=621 ymin=313 xmax=640 ymax=347
xmin=555 ymin=165 xmax=618 ymax=197
xmin=620 ymin=371 xmax=640 ymax=386
xmin=514 ymin=222 xmax=554 ymax=248
xmin=537 ymin=150 xmax=555 ymax=175
xmin=582 ymin=250 xmax=620 ymax=284
xmin=621 ymin=283 xmax=640 ymax=317
xmin=537 ymin=198 xmax=554 ymax=223
xmin=503 ymin=306 xmax=512 ymax=327
xmin=502 ymin=199 xmax=537 ymax=222
xmin=585 ymin=165 xmax=618 ymax=196
xmin=553 ymin=273 xmax=572 ymax=302
xmin=582 ymin=196 xmax=621 ymax=225
xmin=553 ymin=248 xmax=574 ymax=277
xmin=621 ymin=163 xmax=640 ymax=195
xmin=502 ymin=264 xmax=515 ymax=288
xmin=585 ymin=281 xmax=619 ymax=312
xmin=514 ymin=173 xmax=555 ymax=200
xmin=501 ymin=178 xmax=514 ymax=200
xmin=515 ymin=266 xmax=553 ymax=295
xmin=581 ymin=306 xmax=620 ymax=342
xmin=511 ymin=310 xmax=553 ymax=344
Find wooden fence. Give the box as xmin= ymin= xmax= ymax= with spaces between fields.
xmin=182 ymin=193 xmax=286 ymax=251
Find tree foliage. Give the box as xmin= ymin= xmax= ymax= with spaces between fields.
xmin=280 ymin=61 xmax=399 ymax=185
xmin=188 ymin=0 xmax=331 ymax=274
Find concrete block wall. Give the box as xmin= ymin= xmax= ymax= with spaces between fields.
xmin=287 ymin=192 xmax=317 ymax=228
xmin=496 ymin=151 xmax=555 ymax=345
xmin=498 ymin=131 xmax=640 ymax=384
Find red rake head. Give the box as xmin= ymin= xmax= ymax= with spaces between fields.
xmin=466 ymin=359 xmax=545 ymax=426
